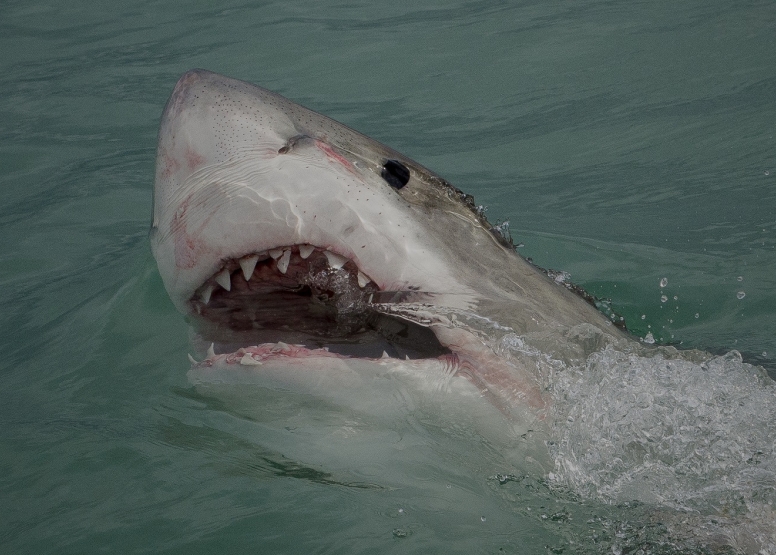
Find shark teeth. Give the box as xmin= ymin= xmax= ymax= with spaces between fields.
xmin=269 ymin=248 xmax=284 ymax=260
xmin=277 ymin=250 xmax=291 ymax=274
xmin=298 ymin=244 xmax=315 ymax=259
xmin=273 ymin=341 xmax=291 ymax=352
xmin=200 ymin=284 xmax=215 ymax=304
xmin=239 ymin=254 xmax=260 ymax=281
xmin=324 ymin=250 xmax=347 ymax=269
xmin=357 ymin=271 xmax=369 ymax=288
xmin=239 ymin=353 xmax=262 ymax=366
xmin=186 ymin=344 xmax=214 ymax=364
xmin=215 ymin=268 xmax=232 ymax=291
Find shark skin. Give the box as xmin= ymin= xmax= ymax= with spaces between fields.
xmin=150 ymin=69 xmax=628 ymax=425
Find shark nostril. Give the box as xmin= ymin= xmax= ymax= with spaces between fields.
xmin=381 ymin=159 xmax=410 ymax=189
xmin=278 ymin=134 xmax=311 ymax=154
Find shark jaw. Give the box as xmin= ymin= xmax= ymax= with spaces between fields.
xmin=151 ymin=69 xmax=625 ymax=416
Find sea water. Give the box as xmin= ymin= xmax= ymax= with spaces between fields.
xmin=1 ymin=0 xmax=774 ymax=553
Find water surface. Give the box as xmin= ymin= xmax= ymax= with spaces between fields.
xmin=1 ymin=1 xmax=774 ymax=553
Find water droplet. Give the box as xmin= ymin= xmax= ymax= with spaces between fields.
xmin=737 ymin=291 xmax=746 ymax=300
xmin=641 ymin=314 xmax=646 ymax=320
xmin=643 ymin=332 xmax=655 ymax=344
xmin=659 ymin=277 xmax=668 ymax=288
xmin=695 ymin=313 xmax=700 ymax=319
xmin=765 ymin=170 xmax=771 ymax=176
xmin=737 ymin=276 xmax=743 ymax=282
xmin=762 ymin=351 xmax=767 ymax=357
xmin=392 ymin=528 xmax=408 ymax=538
xmin=673 ymin=295 xmax=678 ymax=300
xmin=661 ymin=295 xmax=668 ymax=303
xmin=481 ymin=516 xmax=486 ymax=522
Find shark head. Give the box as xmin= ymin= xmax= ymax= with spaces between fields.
xmin=150 ymin=71 xmax=776 ymax=551
xmin=151 ymin=70 xmax=512 ymax=316
xmin=151 ymin=70 xmax=622 ymax=417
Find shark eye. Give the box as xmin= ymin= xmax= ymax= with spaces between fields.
xmin=381 ymin=159 xmax=410 ymax=189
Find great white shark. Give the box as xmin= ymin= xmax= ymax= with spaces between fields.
xmin=151 ymin=70 xmax=776 ymax=553
xmin=151 ymin=69 xmax=632 ymax=425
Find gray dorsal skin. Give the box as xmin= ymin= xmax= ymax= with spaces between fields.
xmin=151 ymin=69 xmax=630 ymax=421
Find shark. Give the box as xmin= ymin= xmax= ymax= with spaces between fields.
xmin=150 ymin=70 xmax=776 ymax=552
xmin=150 ymin=69 xmax=630 ymax=428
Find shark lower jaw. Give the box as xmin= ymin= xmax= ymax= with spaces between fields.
xmin=186 ymin=242 xmax=451 ymax=360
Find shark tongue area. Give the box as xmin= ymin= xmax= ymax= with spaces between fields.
xmin=188 ymin=244 xmax=451 ymax=360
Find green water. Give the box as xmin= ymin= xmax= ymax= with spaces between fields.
xmin=1 ymin=1 xmax=774 ymax=553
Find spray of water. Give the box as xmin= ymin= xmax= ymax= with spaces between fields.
xmin=544 ymin=343 xmax=776 ymax=552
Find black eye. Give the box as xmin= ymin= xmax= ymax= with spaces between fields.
xmin=381 ymin=159 xmax=410 ymax=189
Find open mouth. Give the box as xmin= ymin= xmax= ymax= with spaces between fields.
xmin=189 ymin=244 xmax=450 ymax=360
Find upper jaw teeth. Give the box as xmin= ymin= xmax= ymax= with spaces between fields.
xmin=200 ymin=284 xmax=215 ymax=304
xmin=323 ymin=251 xmax=347 ymax=269
xmin=239 ymin=254 xmax=261 ymax=280
xmin=215 ymin=268 xmax=231 ymax=291
xmin=277 ymin=250 xmax=291 ymax=274
xmin=298 ymin=244 xmax=314 ymax=259
xmin=195 ymin=245 xmax=376 ymax=305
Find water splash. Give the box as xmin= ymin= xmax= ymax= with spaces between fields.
xmin=547 ymin=345 xmax=776 ymax=551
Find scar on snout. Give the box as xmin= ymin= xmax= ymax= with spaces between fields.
xmin=185 ymin=147 xmax=206 ymax=170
